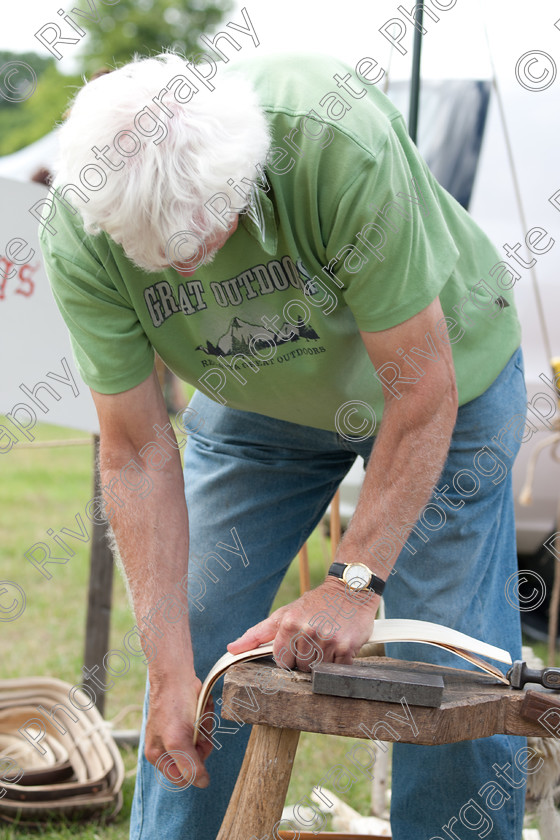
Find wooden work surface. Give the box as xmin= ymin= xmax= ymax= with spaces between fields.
xmin=220 ymin=657 xmax=558 ymax=745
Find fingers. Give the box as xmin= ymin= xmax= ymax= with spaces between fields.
xmin=282 ymin=635 xmax=355 ymax=670
xmin=273 ymin=614 xmax=364 ymax=671
xmin=155 ymin=749 xmax=206 ymax=791
xmin=145 ymin=738 xmax=210 ymax=790
xmin=145 ymin=681 xmax=213 ymax=791
xmin=273 ymin=615 xmax=326 ymax=672
xmin=229 ymin=590 xmax=374 ymax=672
xmin=333 ymin=648 xmax=355 ymax=666
xmin=227 ymin=613 xmax=281 ymax=654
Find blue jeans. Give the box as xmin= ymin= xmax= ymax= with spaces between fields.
xmin=130 ymin=347 xmax=527 ymax=840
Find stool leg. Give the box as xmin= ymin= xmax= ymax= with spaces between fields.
xmin=217 ymin=725 xmax=300 ymax=840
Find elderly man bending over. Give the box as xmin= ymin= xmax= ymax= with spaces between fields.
xmin=39 ymin=51 xmax=527 ymax=840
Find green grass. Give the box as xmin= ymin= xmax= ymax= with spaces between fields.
xmin=0 ymin=418 xmax=139 ymax=838
xmin=0 ymin=410 xmax=556 ymax=836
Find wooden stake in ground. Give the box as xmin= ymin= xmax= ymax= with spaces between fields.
xmin=83 ymin=434 xmax=114 ymax=716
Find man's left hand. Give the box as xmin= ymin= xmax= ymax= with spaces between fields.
xmin=227 ymin=576 xmax=380 ymax=671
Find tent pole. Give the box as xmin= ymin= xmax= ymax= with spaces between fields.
xmin=408 ymin=5 xmax=424 ymax=144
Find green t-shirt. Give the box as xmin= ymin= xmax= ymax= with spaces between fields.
xmin=39 ymin=53 xmax=520 ymax=434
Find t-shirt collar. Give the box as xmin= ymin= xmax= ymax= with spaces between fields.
xmin=239 ymin=184 xmax=278 ymax=255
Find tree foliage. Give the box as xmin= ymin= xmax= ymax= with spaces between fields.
xmin=0 ymin=51 xmax=52 ymax=111
xmin=0 ymin=0 xmax=233 ymax=156
xmin=77 ymin=0 xmax=234 ymax=73
xmin=0 ymin=58 xmax=82 ymax=156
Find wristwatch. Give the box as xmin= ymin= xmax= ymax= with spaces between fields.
xmin=328 ymin=562 xmax=386 ymax=595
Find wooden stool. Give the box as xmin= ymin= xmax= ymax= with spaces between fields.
xmin=215 ymin=656 xmax=560 ymax=839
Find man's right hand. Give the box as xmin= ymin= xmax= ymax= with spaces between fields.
xmin=144 ymin=673 xmax=214 ymax=789
xmin=90 ymin=370 xmax=211 ymax=788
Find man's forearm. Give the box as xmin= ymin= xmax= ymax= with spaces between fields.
xmin=337 ymin=383 xmax=458 ymax=577
xmin=100 ymin=445 xmax=195 ymax=682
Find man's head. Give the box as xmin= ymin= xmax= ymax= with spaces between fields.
xmin=53 ymin=53 xmax=271 ymax=273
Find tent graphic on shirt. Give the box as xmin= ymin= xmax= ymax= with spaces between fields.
xmin=195 ymin=316 xmax=319 ymax=357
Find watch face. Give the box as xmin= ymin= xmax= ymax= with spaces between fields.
xmin=343 ymin=563 xmax=371 ymax=591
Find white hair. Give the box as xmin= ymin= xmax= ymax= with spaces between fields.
xmin=53 ymin=53 xmax=271 ymax=272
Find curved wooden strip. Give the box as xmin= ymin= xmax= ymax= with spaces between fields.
xmin=193 ymin=619 xmax=511 ymax=743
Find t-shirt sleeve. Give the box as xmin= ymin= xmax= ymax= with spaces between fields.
xmin=325 ymin=116 xmax=461 ymax=332
xmin=40 ymin=235 xmax=155 ymax=394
